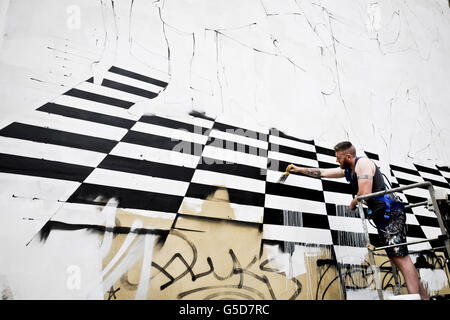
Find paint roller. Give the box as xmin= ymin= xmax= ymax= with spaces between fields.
xmin=276 ymin=163 xmax=294 ymax=184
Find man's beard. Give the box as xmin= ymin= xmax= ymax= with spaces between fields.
xmin=342 ymin=159 xmax=352 ymax=170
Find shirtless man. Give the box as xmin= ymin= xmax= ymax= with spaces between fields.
xmin=287 ymin=141 xmax=429 ymax=299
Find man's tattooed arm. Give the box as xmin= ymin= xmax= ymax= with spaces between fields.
xmin=300 ymin=168 xmax=323 ymax=178
xmin=357 ymin=175 xmax=373 ymax=180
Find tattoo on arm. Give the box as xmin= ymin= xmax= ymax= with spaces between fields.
xmin=305 ymin=168 xmax=322 ymax=178
xmin=357 ymin=175 xmax=373 ymax=180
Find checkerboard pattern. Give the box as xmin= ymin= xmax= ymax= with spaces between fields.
xmin=0 ymin=65 xmax=449 ymax=260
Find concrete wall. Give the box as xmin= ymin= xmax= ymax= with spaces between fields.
xmin=0 ymin=0 xmax=449 ymax=300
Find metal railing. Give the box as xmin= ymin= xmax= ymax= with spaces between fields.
xmin=355 ymin=181 xmax=450 ymax=300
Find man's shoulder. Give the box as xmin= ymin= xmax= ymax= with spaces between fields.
xmin=355 ymin=157 xmax=375 ymax=171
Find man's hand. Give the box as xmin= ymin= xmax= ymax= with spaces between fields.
xmin=349 ymin=198 xmax=358 ymax=211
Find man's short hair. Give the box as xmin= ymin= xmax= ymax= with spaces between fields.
xmin=333 ymin=141 xmax=356 ymax=156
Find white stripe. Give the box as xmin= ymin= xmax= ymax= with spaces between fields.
xmin=102 ymin=227 xmax=145 ymax=291
xmin=328 ymin=216 xmax=365 ymax=233
xmin=50 ymin=202 xmax=107 ymax=226
xmin=406 ymin=213 xmax=419 ymax=225
xmin=265 ymin=194 xmax=326 ymax=215
xmin=316 ymin=153 xmax=337 ymax=164
xmin=417 ymin=171 xmax=448 ymax=184
xmin=135 ymin=233 xmax=156 ymax=300
xmin=20 ymin=111 xmax=127 ymax=141
xmin=0 ymin=136 xmax=106 ymax=167
xmin=322 ymin=176 xmax=348 ymax=184
xmin=191 ymin=170 xmax=265 ymax=194
xmin=268 ymin=151 xmax=319 ymax=168
xmin=263 ymin=225 xmax=333 ymax=245
xmin=76 ymin=81 xmax=147 ymax=103
xmin=100 ymin=199 xmax=120 ymax=259
xmin=391 ymin=170 xmax=424 ymax=183
xmin=123 ymin=208 xmax=176 ymax=221
xmin=439 ymin=170 xmax=450 ymax=180
xmin=84 ymin=168 xmax=189 ymax=196
xmin=52 ymin=95 xmax=140 ymax=121
xmin=210 ymin=129 xmax=268 ymax=150
xmin=420 ymin=226 xmax=443 ymax=240
xmin=266 ymin=169 xmax=323 ymax=191
xmin=49 ymin=202 xmax=175 ymax=230
xmin=411 ymin=206 xmax=438 ymax=218
xmin=0 ymin=172 xmax=80 ymax=202
xmin=269 ymin=135 xmax=316 ymax=153
xmin=334 ymin=246 xmax=369 ymax=265
xmin=131 ymin=121 xmax=208 ymax=145
xmin=406 ymin=236 xmax=431 ymax=251
xmin=402 ymin=187 xmax=430 ymax=199
xmin=323 ymin=191 xmax=353 ymax=206
xmin=179 ymin=197 xmax=263 ymax=223
xmin=103 ymin=71 xmax=163 ymax=94
xmin=110 ymin=142 xmax=200 ymax=168
xmin=102 ymin=219 xmax=142 ymax=278
xmin=202 ymin=145 xmax=267 ymax=169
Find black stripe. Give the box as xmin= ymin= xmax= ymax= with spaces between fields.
xmin=405 ymin=224 xmax=426 ymax=239
xmin=189 ymin=110 xmax=215 ymax=122
xmin=269 ymin=128 xmax=314 ymax=145
xmin=196 ymin=157 xmax=267 ymax=181
xmin=369 ymin=233 xmax=382 ymax=248
xmin=0 ymin=122 xmax=116 ymax=153
xmin=315 ymin=145 xmax=335 ymax=157
xmin=67 ymin=183 xmax=183 ymax=212
xmin=263 ymin=208 xmax=330 ymax=229
xmin=364 ymin=151 xmax=379 ymax=160
xmin=185 ymin=183 xmax=265 ymax=207
xmin=437 ymin=165 xmax=450 ymax=173
xmin=265 ymin=182 xmax=325 ymax=202
xmin=109 ymin=66 xmax=169 ymax=88
xmin=318 ymin=161 xmax=340 ymax=169
xmin=37 ymin=103 xmax=135 ymax=129
xmin=261 ymin=239 xmax=331 ymax=253
xmin=269 ymin=143 xmax=317 ymax=160
xmin=422 ymin=177 xmax=450 ymax=190
xmin=404 ymin=194 xmax=427 ymax=205
xmin=64 ymin=88 xmax=134 ymax=109
xmin=414 ymin=215 xmax=440 ymax=228
xmin=206 ymin=137 xmax=267 ymax=157
xmin=98 ymin=155 xmax=195 ymax=182
xmin=326 ymin=203 xmax=363 ymax=218
xmin=414 ymin=164 xmax=441 ymax=176
xmin=213 ymin=122 xmax=268 ymax=142
xmin=322 ymin=180 xmax=353 ymax=195
xmin=395 ymin=177 xmax=428 ymax=189
xmin=139 ymin=115 xmax=209 ymax=135
xmin=121 ymin=130 xmax=204 ymax=156
xmin=101 ymin=78 xmax=158 ymax=99
xmin=0 ymin=153 xmax=94 ymax=182
xmin=331 ymin=230 xmax=366 ymax=248
xmin=390 ymin=164 xmax=421 ymax=176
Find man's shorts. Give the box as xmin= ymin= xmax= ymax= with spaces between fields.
xmin=370 ymin=201 xmax=409 ymax=257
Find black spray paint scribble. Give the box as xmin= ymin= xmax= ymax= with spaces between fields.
xmin=143 ymin=230 xmax=303 ymax=300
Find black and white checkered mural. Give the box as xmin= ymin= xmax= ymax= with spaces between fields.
xmin=1 ymin=65 xmax=448 ymax=255
xmin=1 ymin=65 xmax=449 ymax=301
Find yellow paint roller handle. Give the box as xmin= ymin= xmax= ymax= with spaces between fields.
xmin=284 ymin=164 xmax=294 ymax=175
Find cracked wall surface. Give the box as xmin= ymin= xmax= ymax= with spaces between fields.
xmin=0 ymin=0 xmax=449 ymax=300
